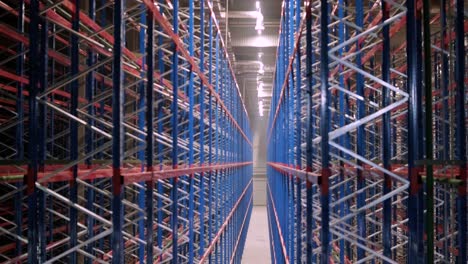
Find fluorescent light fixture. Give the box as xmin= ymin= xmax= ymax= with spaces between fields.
xmin=259 ymin=100 xmax=264 ymax=117
xmin=255 ymin=13 xmax=264 ymax=30
xmin=255 ymin=3 xmax=264 ymax=32
xmin=258 ymin=82 xmax=265 ymax=98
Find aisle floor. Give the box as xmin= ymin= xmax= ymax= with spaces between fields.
xmin=242 ymin=206 xmax=271 ymax=263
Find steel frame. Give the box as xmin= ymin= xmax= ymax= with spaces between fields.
xmin=267 ymin=0 xmax=467 ymax=263
xmin=0 ymin=0 xmax=253 ymax=263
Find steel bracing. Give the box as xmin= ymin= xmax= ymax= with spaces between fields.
xmin=0 ymin=0 xmax=253 ymax=263
xmin=267 ymin=0 xmax=466 ymax=263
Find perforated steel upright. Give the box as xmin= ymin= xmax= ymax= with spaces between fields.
xmin=267 ymin=0 xmax=467 ymax=263
xmin=0 ymin=0 xmax=253 ymax=262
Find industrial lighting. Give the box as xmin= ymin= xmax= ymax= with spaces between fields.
xmin=258 ymin=82 xmax=264 ymax=98
xmin=258 ymin=52 xmax=263 ymax=59
xmin=259 ymin=63 xmax=265 ymax=75
xmin=255 ymin=1 xmax=264 ymax=33
xmin=259 ymin=100 xmax=264 ymax=117
xmin=255 ymin=15 xmax=264 ymax=31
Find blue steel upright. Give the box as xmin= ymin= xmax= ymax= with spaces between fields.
xmin=111 ymin=0 xmax=125 ymax=262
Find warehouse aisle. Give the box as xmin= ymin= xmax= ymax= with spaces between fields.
xmin=242 ymin=206 xmax=271 ymax=263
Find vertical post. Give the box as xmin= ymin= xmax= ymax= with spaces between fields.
xmin=208 ymin=5 xmax=214 ymax=262
xmin=171 ymin=1 xmax=180 ymax=262
xmin=97 ymin=0 xmax=107 ymax=250
xmin=337 ymin=0 xmax=347 ymax=261
xmin=337 ymin=0 xmax=348 ymax=261
xmin=188 ymin=0 xmax=196 ymax=261
xmin=220 ymin=60 xmax=226 ymax=263
xmin=70 ymin=1 xmax=80 ymax=263
xmin=422 ymin=0 xmax=434 ymax=261
xmin=305 ymin=2 xmax=314 ymax=262
xmin=455 ymin=0 xmax=466 ymax=262
xmin=319 ymin=0 xmax=330 ymax=261
xmin=146 ymin=4 xmax=155 ymax=262
xmin=381 ymin=0 xmax=392 ymax=261
xmin=16 ymin=0 xmax=25 ymax=162
xmin=112 ymin=0 xmax=125 ymax=262
xmin=15 ymin=0 xmax=25 ymax=256
xmin=157 ymin=0 xmax=165 ymax=257
xmin=137 ymin=4 xmax=147 ymax=262
xmin=27 ymin=1 xmax=40 ymax=262
xmin=48 ymin=23 xmax=56 ymax=245
xmin=38 ymin=17 xmax=48 ymax=263
xmin=214 ymin=34 xmax=220 ymax=264
xmin=355 ymin=0 xmax=366 ymax=260
xmin=199 ymin=0 xmax=206 ymax=257
xmin=295 ymin=45 xmax=302 ymax=260
xmin=406 ymin=0 xmax=420 ymax=261
xmin=288 ymin=2 xmax=295 ymax=261
xmin=294 ymin=0 xmax=302 ymax=257
xmin=440 ymin=0 xmax=449 ymax=161
xmin=283 ymin=15 xmax=288 ymax=262
xmin=415 ymin=10 xmax=425 ymax=261
xmin=85 ymin=1 xmax=97 ymax=262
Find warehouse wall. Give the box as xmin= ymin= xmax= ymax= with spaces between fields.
xmin=252 ymin=113 xmax=268 ymax=205
xmin=253 ymin=178 xmax=267 ymax=205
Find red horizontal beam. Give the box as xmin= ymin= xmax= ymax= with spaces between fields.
xmin=341 ymin=163 xmax=465 ymax=180
xmin=0 ymin=2 xmax=245 ymax=139
xmin=267 ymin=17 xmax=306 ymax=145
xmin=266 ymin=182 xmax=290 ymax=264
xmin=0 ymin=162 xmax=253 ymax=184
xmin=199 ymin=178 xmax=253 ymax=262
xmin=123 ymin=162 xmax=252 ymax=183
xmin=373 ymin=210 xmax=459 ymax=256
xmin=0 ymin=2 xmax=186 ymax=105
xmin=267 ymin=3 xmax=343 ymax=145
xmin=143 ymin=0 xmax=252 ymax=147
xmin=268 ymin=162 xmax=320 ymax=184
xmin=205 ymin=0 xmax=250 ymax=124
xmin=229 ymin=194 xmax=253 ymax=264
xmin=268 ymin=161 xmax=465 ymax=182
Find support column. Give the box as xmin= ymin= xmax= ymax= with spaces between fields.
xmin=319 ymin=0 xmax=330 ymax=261
xmin=406 ymin=0 xmax=421 ymax=261
xmin=171 ymin=1 xmax=180 ymax=262
xmin=381 ymin=0 xmax=392 ymax=261
xmin=111 ymin=0 xmax=125 ymax=262
xmin=145 ymin=5 xmax=155 ymax=262
xmin=455 ymin=0 xmax=466 ymax=262
xmin=27 ymin=1 xmax=40 ymax=262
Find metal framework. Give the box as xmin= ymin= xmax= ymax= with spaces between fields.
xmin=0 ymin=0 xmax=253 ymax=263
xmin=267 ymin=0 xmax=466 ymax=263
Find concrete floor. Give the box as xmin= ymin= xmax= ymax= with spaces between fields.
xmin=242 ymin=206 xmax=271 ymax=263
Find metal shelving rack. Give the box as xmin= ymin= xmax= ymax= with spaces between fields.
xmin=267 ymin=0 xmax=466 ymax=263
xmin=0 ymin=0 xmax=253 ymax=263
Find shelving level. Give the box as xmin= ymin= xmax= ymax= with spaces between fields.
xmin=0 ymin=0 xmax=253 ymax=263
xmin=267 ymin=0 xmax=466 ymax=263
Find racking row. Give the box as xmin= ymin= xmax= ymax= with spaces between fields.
xmin=267 ymin=0 xmax=466 ymax=263
xmin=0 ymin=0 xmax=253 ymax=263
